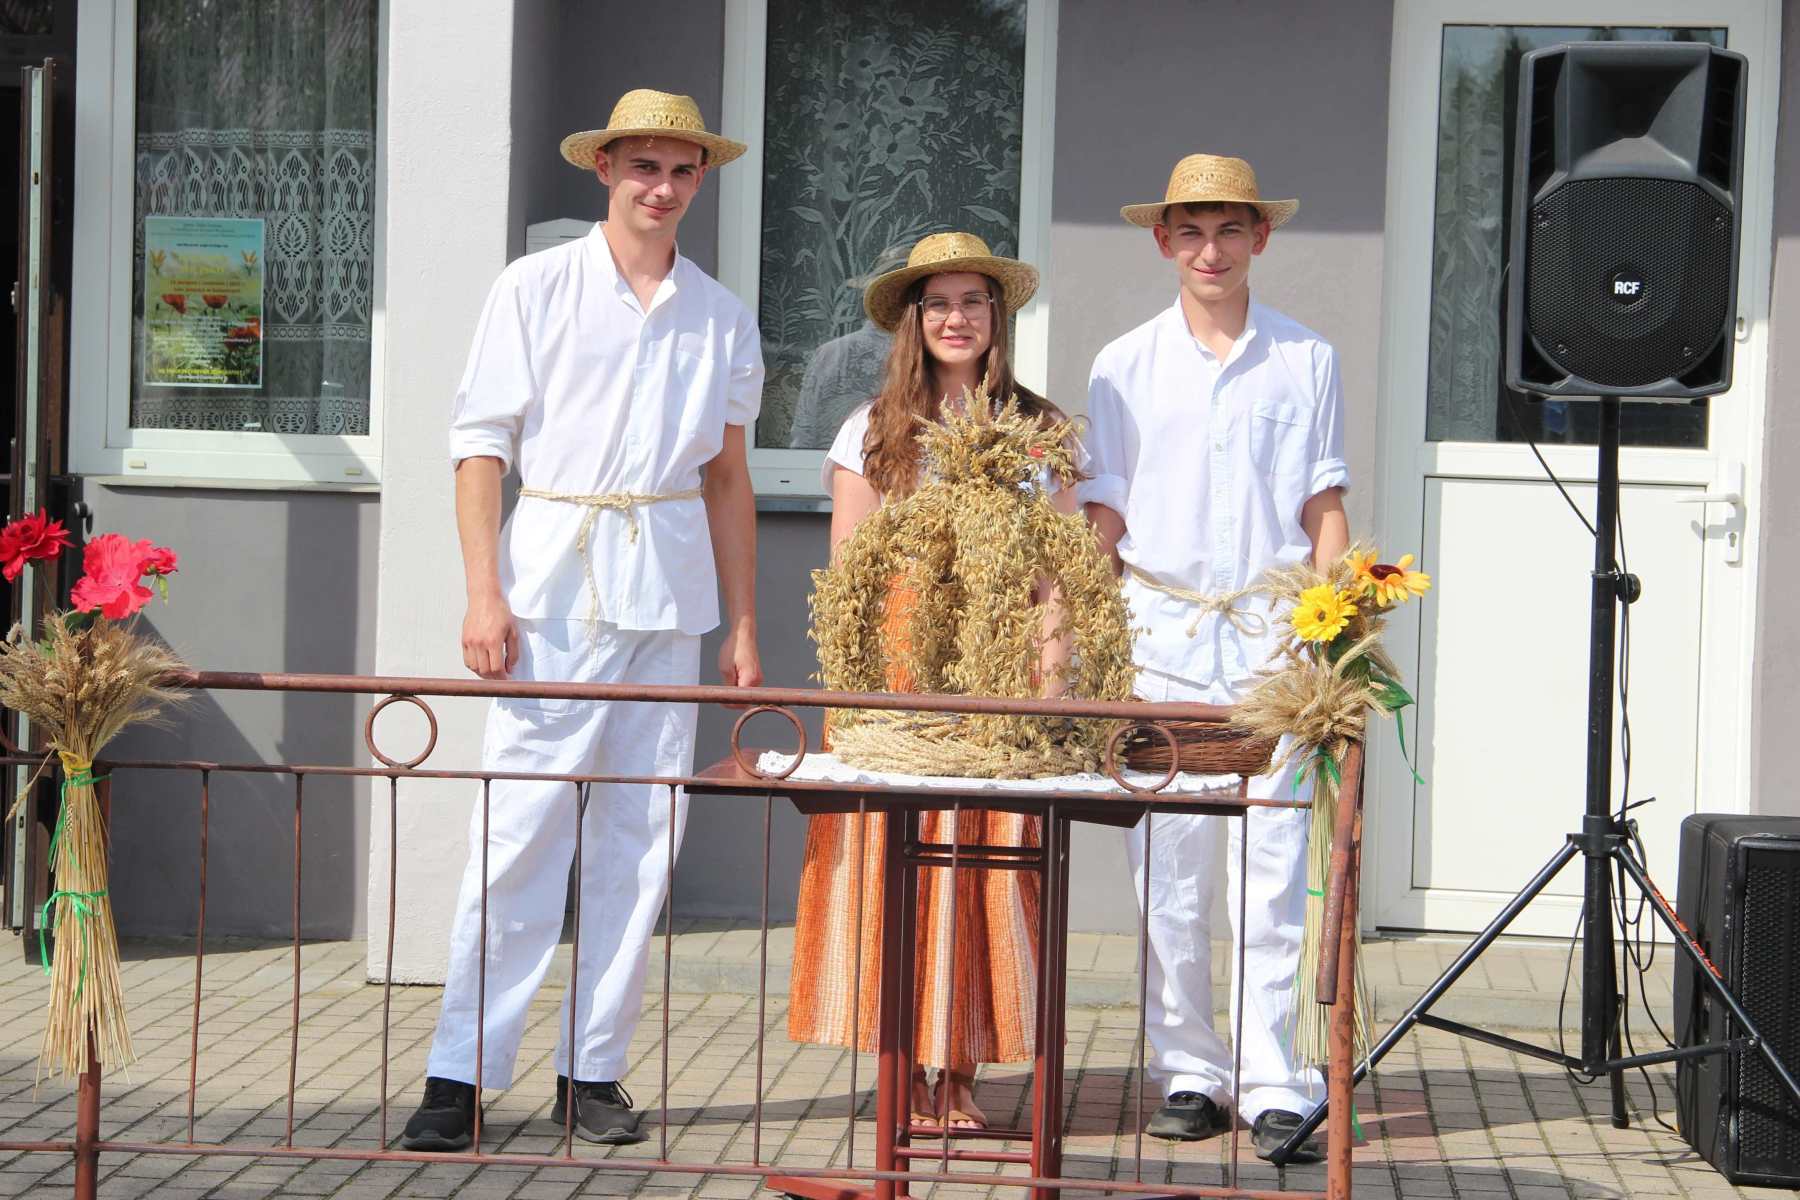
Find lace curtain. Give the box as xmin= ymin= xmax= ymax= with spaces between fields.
xmin=757 ymin=0 xmax=1027 ymax=450
xmin=130 ymin=0 xmax=377 ymax=435
xmin=1425 ymin=25 xmax=1719 ymax=448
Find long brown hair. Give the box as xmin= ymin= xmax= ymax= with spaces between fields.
xmin=861 ymin=274 xmax=1061 ymax=497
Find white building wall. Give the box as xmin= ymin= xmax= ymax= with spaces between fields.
xmin=367 ymin=0 xmax=517 ymax=982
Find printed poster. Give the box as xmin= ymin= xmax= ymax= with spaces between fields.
xmin=142 ymin=216 xmax=265 ymax=389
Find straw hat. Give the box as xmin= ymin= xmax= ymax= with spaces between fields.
xmin=863 ymin=232 xmax=1039 ymax=332
xmin=1119 ymin=154 xmax=1298 ymax=230
xmin=560 ymin=88 xmax=746 ymax=170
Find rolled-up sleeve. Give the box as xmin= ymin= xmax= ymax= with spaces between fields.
xmin=1075 ymin=360 xmax=1130 ymax=516
xmin=726 ymin=307 xmax=766 ymax=427
xmin=448 ymin=267 xmax=535 ymax=473
xmin=1307 ymin=344 xmax=1350 ymax=499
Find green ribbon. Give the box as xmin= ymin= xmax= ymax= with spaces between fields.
xmin=39 ymin=768 xmax=110 ymax=999
xmin=39 ymin=888 xmax=107 ymax=999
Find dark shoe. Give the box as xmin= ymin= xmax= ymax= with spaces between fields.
xmin=551 ymin=1075 xmax=645 ymax=1145
xmin=1252 ymin=1108 xmax=1323 ymax=1164
xmin=1146 ymin=1091 xmax=1231 ymax=1141
xmin=400 ymin=1076 xmax=476 ymax=1151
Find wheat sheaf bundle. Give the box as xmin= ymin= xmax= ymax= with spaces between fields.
xmin=811 ymin=387 xmax=1137 ymax=778
xmin=1229 ymin=543 xmax=1421 ymax=1066
xmin=0 ymin=617 xmax=186 ymax=1082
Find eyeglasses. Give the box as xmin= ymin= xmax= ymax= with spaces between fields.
xmin=917 ymin=293 xmax=995 ymax=324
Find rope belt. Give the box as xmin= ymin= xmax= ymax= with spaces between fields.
xmin=519 ymin=485 xmax=703 ymax=641
xmin=1126 ymin=563 xmax=1269 ymax=638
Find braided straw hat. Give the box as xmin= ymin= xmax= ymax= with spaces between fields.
xmin=560 ymin=89 xmax=747 ymax=170
xmin=863 ymin=232 xmax=1039 ymax=332
xmin=1120 ymin=154 xmax=1298 ymax=230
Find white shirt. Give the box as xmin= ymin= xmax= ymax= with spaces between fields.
xmin=448 ymin=223 xmax=764 ymax=634
xmin=824 ymin=400 xmax=1070 ymax=496
xmin=1079 ymin=299 xmax=1349 ymax=685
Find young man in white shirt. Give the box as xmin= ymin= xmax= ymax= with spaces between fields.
xmin=1080 ymin=154 xmax=1349 ymax=1163
xmin=402 ymin=90 xmax=764 ymax=1151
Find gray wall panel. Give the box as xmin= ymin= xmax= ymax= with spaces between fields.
xmin=88 ymin=487 xmax=378 ymax=938
xmin=1046 ymin=0 xmax=1392 ymax=540
xmin=515 ymin=0 xmax=727 ymax=273
xmin=1751 ymin=9 xmax=1799 ymax=818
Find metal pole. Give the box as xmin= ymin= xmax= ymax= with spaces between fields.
xmin=1580 ymin=396 xmax=1624 ymax=1107
xmin=73 ymin=1031 xmax=100 ymax=1200
xmin=1325 ymin=796 xmax=1362 ymax=1199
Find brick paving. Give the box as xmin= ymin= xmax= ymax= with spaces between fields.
xmin=0 ymin=935 xmax=1753 ymax=1199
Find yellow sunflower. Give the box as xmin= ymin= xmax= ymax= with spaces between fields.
xmin=1291 ymin=584 xmax=1356 ymax=643
xmin=1362 ymin=553 xmax=1432 ymax=607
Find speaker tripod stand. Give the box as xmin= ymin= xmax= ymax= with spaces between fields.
xmin=1271 ymin=394 xmax=1800 ymax=1165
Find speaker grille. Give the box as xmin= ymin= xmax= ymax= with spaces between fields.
xmin=1525 ymin=177 xmax=1733 ymax=388
xmin=1737 ymin=846 xmax=1800 ymax=1172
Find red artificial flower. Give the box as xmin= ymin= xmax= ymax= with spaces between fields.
xmin=0 ymin=509 xmax=73 ymax=582
xmin=142 ymin=545 xmax=179 ymax=576
xmin=201 ymin=293 xmax=228 ymax=310
xmin=69 ymin=534 xmax=158 ymax=620
xmin=161 ymin=293 xmax=187 ymax=315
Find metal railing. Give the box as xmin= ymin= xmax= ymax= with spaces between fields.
xmin=0 ymin=671 xmax=1365 ymax=1200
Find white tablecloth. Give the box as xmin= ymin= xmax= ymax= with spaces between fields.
xmin=753 ymin=750 xmax=1242 ymax=795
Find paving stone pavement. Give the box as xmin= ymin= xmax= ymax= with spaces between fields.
xmin=0 ymin=936 xmax=1753 ymax=1200
xmin=640 ymin=921 xmax=1672 ymax=1032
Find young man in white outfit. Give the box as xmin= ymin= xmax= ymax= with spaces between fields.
xmin=1079 ymin=154 xmax=1349 ymax=1163
xmin=402 ymin=90 xmax=764 ymax=1151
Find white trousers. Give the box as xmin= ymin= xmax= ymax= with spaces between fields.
xmin=426 ymin=619 xmax=700 ymax=1090
xmin=1127 ymin=666 xmax=1324 ymax=1124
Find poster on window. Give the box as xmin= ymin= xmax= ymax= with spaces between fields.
xmin=141 ymin=216 xmax=265 ymax=389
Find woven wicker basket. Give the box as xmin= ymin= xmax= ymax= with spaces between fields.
xmin=1117 ymin=718 xmax=1277 ymax=777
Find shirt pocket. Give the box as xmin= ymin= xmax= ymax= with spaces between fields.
xmin=1248 ymin=397 xmax=1311 ymax=482
xmin=672 ymin=348 xmax=722 ymax=437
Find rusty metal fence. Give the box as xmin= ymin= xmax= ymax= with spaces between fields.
xmin=0 ymin=671 xmax=1365 ymax=1200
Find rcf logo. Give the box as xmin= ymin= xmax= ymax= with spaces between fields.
xmin=1614 ymin=280 xmax=1643 ymax=296
xmin=1611 ymin=269 xmax=1646 ymax=302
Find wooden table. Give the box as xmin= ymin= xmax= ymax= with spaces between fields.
xmin=687 ymin=760 xmax=1266 ymax=1200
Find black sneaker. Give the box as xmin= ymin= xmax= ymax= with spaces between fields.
xmin=1252 ymin=1108 xmax=1323 ymax=1163
xmin=400 ymin=1076 xmax=476 ymax=1151
xmin=550 ymin=1075 xmax=644 ymax=1145
xmin=1145 ymin=1091 xmax=1231 ymax=1141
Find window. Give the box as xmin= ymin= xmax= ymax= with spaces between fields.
xmin=71 ymin=0 xmax=383 ymax=486
xmin=719 ymin=0 xmax=1056 ymax=496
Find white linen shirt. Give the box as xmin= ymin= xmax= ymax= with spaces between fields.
xmin=1079 ymin=299 xmax=1349 ymax=685
xmin=447 ymin=223 xmax=764 ymax=634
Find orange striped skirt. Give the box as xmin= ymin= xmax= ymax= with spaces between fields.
xmin=788 ymin=578 xmax=1041 ymax=1065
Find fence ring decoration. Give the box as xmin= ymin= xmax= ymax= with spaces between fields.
xmin=1104 ymin=720 xmax=1180 ymax=795
xmin=730 ymin=705 xmax=808 ymax=780
xmin=364 ymin=693 xmax=440 ymax=770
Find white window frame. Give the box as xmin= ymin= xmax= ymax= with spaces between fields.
xmin=69 ymin=0 xmax=386 ymax=490
xmin=718 ymin=0 xmax=1059 ymax=497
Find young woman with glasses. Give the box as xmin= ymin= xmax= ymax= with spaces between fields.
xmin=787 ymin=232 xmax=1077 ymax=1131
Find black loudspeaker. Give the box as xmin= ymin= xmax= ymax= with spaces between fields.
xmin=1675 ymin=815 xmax=1800 ymax=1187
xmin=1506 ymin=42 xmax=1746 ymax=398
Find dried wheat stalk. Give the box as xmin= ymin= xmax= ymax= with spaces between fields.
xmin=0 ymin=616 xmax=185 ymax=1081
xmin=811 ymin=388 xmax=1137 ymax=778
